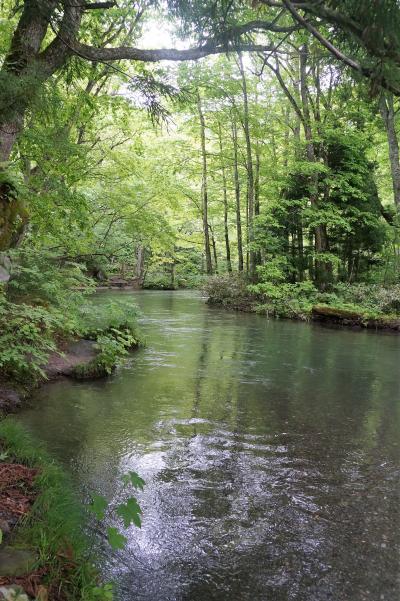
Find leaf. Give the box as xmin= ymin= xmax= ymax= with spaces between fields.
xmin=91 ymin=583 xmax=114 ymax=600
xmin=121 ymin=471 xmax=145 ymax=490
xmin=89 ymin=495 xmax=108 ymax=520
xmin=107 ymin=526 xmax=127 ymax=550
xmin=116 ymin=497 xmax=142 ymax=528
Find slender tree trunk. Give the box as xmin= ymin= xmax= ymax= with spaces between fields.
xmin=210 ymin=225 xmax=218 ymax=273
xmin=231 ymin=118 xmax=244 ymax=272
xmin=380 ymin=92 xmax=400 ymax=211
xmin=238 ymin=53 xmax=255 ymax=279
xmin=197 ymin=92 xmax=213 ymax=275
xmin=135 ymin=245 xmax=146 ymax=287
xmin=254 ymin=142 xmax=262 ymax=267
xmin=299 ymin=45 xmax=331 ymax=288
xmin=217 ymin=122 xmax=232 ymax=272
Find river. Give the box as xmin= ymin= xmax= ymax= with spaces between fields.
xmin=17 ymin=290 xmax=400 ymax=600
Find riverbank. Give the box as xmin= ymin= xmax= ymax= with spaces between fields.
xmin=204 ymin=276 xmax=400 ymax=333
xmin=0 ymin=419 xmax=110 ymax=600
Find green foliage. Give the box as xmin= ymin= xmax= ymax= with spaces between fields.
xmin=0 ymin=253 xmax=142 ymax=384
xmin=89 ymin=471 xmax=145 ymax=550
xmin=204 ymin=274 xmax=257 ymax=310
xmin=0 ymin=295 xmax=59 ymax=382
xmin=0 ymin=419 xmax=111 ymax=600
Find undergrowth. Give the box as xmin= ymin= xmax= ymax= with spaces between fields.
xmin=0 ymin=419 xmax=113 ymax=600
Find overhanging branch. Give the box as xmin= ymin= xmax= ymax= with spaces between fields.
xmin=70 ymin=41 xmax=278 ymax=62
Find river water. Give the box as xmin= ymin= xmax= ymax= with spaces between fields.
xmin=17 ymin=290 xmax=400 ymax=600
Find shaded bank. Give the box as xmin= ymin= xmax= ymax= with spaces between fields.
xmin=204 ymin=275 xmax=400 ymax=333
xmin=0 ymin=419 xmax=109 ymax=600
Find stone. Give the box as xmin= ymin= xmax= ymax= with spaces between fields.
xmin=0 ymin=547 xmax=37 ymax=577
xmin=0 ymin=519 xmax=11 ymax=536
xmin=0 ymin=266 xmax=10 ymax=282
xmin=0 ymin=584 xmax=30 ymax=601
xmin=0 ymin=387 xmax=21 ymax=414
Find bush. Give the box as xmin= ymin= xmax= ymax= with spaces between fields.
xmin=0 ymin=296 xmax=65 ymax=383
xmin=203 ymin=274 xmax=257 ymax=310
xmin=333 ymin=283 xmax=400 ymax=315
xmin=250 ymin=280 xmax=319 ymax=319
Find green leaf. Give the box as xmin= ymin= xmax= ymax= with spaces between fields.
xmin=116 ymin=497 xmax=142 ymax=528
xmin=121 ymin=471 xmax=145 ymax=490
xmin=89 ymin=494 xmax=108 ymax=520
xmin=107 ymin=526 xmax=127 ymax=550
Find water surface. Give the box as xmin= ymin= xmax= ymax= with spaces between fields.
xmin=18 ymin=290 xmax=400 ymax=600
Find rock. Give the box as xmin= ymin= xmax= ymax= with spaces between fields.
xmin=0 ymin=547 xmax=37 ymax=577
xmin=0 ymin=266 xmax=10 ymax=282
xmin=0 ymin=387 xmax=21 ymax=414
xmin=0 ymin=253 xmax=11 ymax=283
xmin=44 ymin=339 xmax=98 ymax=379
xmin=0 ymin=585 xmax=30 ymax=601
xmin=0 ymin=519 xmax=11 ymax=537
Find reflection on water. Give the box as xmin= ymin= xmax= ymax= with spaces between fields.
xmin=18 ymin=291 xmax=400 ymax=600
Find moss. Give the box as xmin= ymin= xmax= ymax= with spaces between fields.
xmin=0 ymin=418 xmax=112 ymax=600
xmin=70 ymin=359 xmax=111 ymax=380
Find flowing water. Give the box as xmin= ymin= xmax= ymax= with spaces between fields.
xmin=17 ymin=290 xmax=400 ymax=600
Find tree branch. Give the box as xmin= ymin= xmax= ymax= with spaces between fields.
xmin=70 ymin=40 xmax=278 ymax=62
xmin=281 ymin=0 xmax=400 ymax=96
xmin=83 ymin=1 xmax=116 ymax=9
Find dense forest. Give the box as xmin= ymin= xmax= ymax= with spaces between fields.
xmin=1 ymin=1 xmax=400 ymax=599
xmin=1 ymin=1 xmax=400 ymax=322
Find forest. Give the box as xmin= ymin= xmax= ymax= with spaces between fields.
xmin=0 ymin=1 xmax=400 ymax=600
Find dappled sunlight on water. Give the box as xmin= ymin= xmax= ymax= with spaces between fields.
xmin=18 ymin=290 xmax=400 ymax=600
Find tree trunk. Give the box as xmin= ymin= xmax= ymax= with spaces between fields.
xmin=210 ymin=225 xmax=218 ymax=273
xmin=380 ymin=92 xmax=400 ymax=211
xmin=238 ymin=53 xmax=255 ymax=279
xmin=197 ymin=92 xmax=213 ymax=275
xmin=217 ymin=122 xmax=232 ymax=272
xmin=135 ymin=245 xmax=146 ymax=286
xmin=0 ymin=0 xmax=79 ymax=249
xmin=231 ymin=118 xmax=244 ymax=273
xmin=299 ymin=44 xmax=331 ymax=288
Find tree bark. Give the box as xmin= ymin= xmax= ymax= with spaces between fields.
xmin=218 ymin=122 xmax=232 ymax=272
xmin=238 ymin=53 xmax=255 ymax=279
xmin=299 ymin=44 xmax=331 ymax=288
xmin=380 ymin=92 xmax=400 ymax=211
xmin=197 ymin=92 xmax=213 ymax=275
xmin=231 ymin=118 xmax=244 ymax=272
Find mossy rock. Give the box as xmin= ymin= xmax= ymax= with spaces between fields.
xmin=70 ymin=359 xmax=110 ymax=380
xmin=312 ymin=305 xmax=362 ymax=320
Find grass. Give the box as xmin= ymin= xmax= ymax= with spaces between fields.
xmin=0 ymin=418 xmax=113 ymax=600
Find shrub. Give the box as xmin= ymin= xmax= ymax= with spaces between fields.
xmin=203 ymin=274 xmax=257 ymax=310
xmin=250 ymin=280 xmax=319 ymax=319
xmin=0 ymin=296 xmax=63 ymax=382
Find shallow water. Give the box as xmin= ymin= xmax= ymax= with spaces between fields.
xmin=18 ymin=290 xmax=400 ymax=600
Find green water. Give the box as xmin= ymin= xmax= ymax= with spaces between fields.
xmin=18 ymin=290 xmax=400 ymax=600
